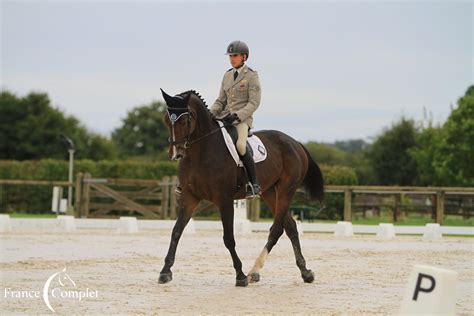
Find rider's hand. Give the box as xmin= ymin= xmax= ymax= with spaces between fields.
xmin=223 ymin=113 xmax=239 ymax=125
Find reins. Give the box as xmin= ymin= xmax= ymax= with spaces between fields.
xmin=167 ymin=105 xmax=230 ymax=149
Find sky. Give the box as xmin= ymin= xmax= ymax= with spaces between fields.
xmin=1 ymin=0 xmax=473 ymax=143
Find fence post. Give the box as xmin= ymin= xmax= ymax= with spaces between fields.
xmin=74 ymin=172 xmax=83 ymax=218
xmin=344 ymin=189 xmax=352 ymax=221
xmin=436 ymin=190 xmax=445 ymax=225
xmin=170 ymin=175 xmax=178 ymax=219
xmin=248 ymin=198 xmax=261 ymax=221
xmin=83 ymin=173 xmax=91 ymax=218
xmin=394 ymin=194 xmax=401 ymax=222
xmin=161 ymin=176 xmax=170 ymax=219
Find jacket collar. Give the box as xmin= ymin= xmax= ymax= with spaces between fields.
xmin=231 ymin=64 xmax=248 ymax=87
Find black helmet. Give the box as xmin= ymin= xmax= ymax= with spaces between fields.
xmin=226 ymin=40 xmax=249 ymax=58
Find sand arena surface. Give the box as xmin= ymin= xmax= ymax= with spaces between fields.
xmin=0 ymin=229 xmax=473 ymax=315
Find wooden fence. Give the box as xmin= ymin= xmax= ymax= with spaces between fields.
xmin=1 ymin=177 xmax=473 ymax=224
xmin=75 ymin=173 xmax=179 ymax=219
xmin=325 ymin=185 xmax=474 ymax=224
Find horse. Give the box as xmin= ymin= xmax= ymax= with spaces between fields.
xmin=158 ymin=89 xmax=324 ymax=287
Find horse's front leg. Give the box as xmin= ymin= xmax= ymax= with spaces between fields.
xmin=158 ymin=193 xmax=199 ymax=284
xmin=219 ymin=199 xmax=248 ymax=287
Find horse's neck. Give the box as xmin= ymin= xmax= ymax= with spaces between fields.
xmin=187 ymin=104 xmax=223 ymax=161
xmin=189 ymin=97 xmax=216 ymax=135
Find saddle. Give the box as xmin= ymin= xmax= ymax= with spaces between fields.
xmin=217 ymin=121 xmax=267 ymax=167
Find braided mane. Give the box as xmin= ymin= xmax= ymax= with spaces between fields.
xmin=177 ymin=90 xmax=208 ymax=108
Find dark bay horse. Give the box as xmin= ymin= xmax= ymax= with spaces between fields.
xmin=158 ymin=89 xmax=324 ymax=287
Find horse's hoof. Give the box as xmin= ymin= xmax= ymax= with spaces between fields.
xmin=249 ymin=272 xmax=260 ymax=283
xmin=302 ymin=270 xmax=315 ymax=283
xmin=158 ymin=272 xmax=173 ymax=284
xmin=235 ymin=276 xmax=249 ymax=287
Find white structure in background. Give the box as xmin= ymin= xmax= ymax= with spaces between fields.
xmin=51 ymin=186 xmax=67 ymax=214
xmin=57 ymin=215 xmax=76 ymax=232
xmin=117 ymin=216 xmax=138 ymax=234
xmin=334 ymin=221 xmax=353 ymax=237
xmin=296 ymin=220 xmax=304 ymax=236
xmin=422 ymin=223 xmax=443 ymax=241
xmin=376 ymin=223 xmax=395 ymax=240
xmin=0 ymin=214 xmax=12 ymax=233
xmin=400 ymin=264 xmax=458 ymax=315
xmin=233 ymin=200 xmax=251 ymax=235
xmin=183 ymin=218 xmax=196 ymax=235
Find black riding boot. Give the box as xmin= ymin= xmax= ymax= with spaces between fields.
xmin=239 ymin=151 xmax=262 ymax=198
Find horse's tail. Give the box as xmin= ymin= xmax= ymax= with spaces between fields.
xmin=300 ymin=143 xmax=325 ymax=202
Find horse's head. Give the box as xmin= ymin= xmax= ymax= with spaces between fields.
xmin=161 ymin=89 xmax=198 ymax=160
xmin=58 ymin=267 xmax=76 ymax=287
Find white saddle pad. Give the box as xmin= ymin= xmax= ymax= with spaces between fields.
xmin=218 ymin=121 xmax=267 ymax=167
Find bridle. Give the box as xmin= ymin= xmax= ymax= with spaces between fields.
xmin=167 ymin=106 xmax=227 ymax=149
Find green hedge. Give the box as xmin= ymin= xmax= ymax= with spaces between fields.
xmin=0 ymin=159 xmax=178 ymax=214
xmin=0 ymin=159 xmax=178 ymax=180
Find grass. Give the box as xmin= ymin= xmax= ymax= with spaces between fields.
xmin=249 ymin=215 xmax=473 ymax=226
xmin=7 ymin=213 xmax=57 ymax=218
xmin=350 ymin=216 xmax=473 ymax=227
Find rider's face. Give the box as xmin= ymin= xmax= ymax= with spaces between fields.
xmin=229 ymin=54 xmax=246 ymax=68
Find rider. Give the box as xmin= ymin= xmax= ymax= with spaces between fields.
xmin=209 ymin=40 xmax=262 ymax=198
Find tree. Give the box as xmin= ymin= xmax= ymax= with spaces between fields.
xmin=432 ymin=86 xmax=474 ymax=186
xmin=409 ymin=120 xmax=441 ymax=186
xmin=304 ymin=142 xmax=348 ymax=166
xmin=332 ymin=139 xmax=369 ymax=153
xmin=366 ymin=117 xmax=419 ymax=185
xmin=112 ymin=101 xmax=169 ymax=157
xmin=0 ymin=90 xmax=117 ymax=160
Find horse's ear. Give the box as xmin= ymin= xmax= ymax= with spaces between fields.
xmin=160 ymin=88 xmax=172 ymax=105
xmin=182 ymin=92 xmax=191 ymax=107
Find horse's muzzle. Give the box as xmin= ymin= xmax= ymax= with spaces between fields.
xmin=172 ymin=153 xmax=184 ymax=160
xmin=170 ymin=147 xmax=185 ymax=161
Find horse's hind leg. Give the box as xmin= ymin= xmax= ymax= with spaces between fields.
xmin=158 ymin=193 xmax=199 ymax=284
xmin=284 ymin=212 xmax=315 ymax=283
xmin=248 ymin=184 xmax=292 ymax=283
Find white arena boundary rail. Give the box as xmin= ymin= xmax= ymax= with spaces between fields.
xmin=1 ymin=215 xmax=472 ymax=236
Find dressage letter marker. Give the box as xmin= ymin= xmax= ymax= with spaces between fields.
xmin=376 ymin=223 xmax=395 ymax=240
xmin=400 ymin=264 xmax=458 ymax=315
xmin=233 ymin=200 xmax=251 ymax=235
xmin=57 ymin=215 xmax=76 ymax=232
xmin=117 ymin=217 xmax=138 ymax=234
xmin=0 ymin=214 xmax=12 ymax=233
xmin=334 ymin=221 xmax=353 ymax=237
xmin=422 ymin=223 xmax=443 ymax=241
xmin=412 ymin=273 xmax=436 ymax=300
